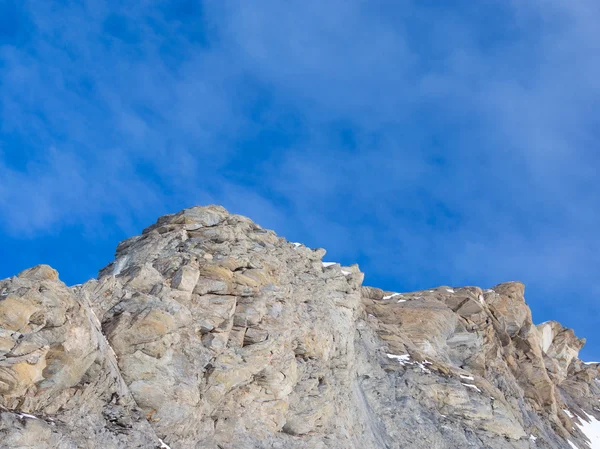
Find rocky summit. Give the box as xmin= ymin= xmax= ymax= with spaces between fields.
xmin=1 ymin=206 xmax=598 ymax=449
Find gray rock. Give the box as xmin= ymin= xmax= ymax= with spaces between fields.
xmin=1 ymin=205 xmax=598 ymax=449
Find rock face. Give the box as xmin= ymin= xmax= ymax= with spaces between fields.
xmin=1 ymin=205 xmax=598 ymax=449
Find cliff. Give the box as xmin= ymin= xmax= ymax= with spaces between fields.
xmin=1 ymin=206 xmax=598 ymax=449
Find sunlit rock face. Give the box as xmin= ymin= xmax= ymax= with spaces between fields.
xmin=1 ymin=206 xmax=598 ymax=449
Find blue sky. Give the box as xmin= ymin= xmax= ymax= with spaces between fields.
xmin=1 ymin=1 xmax=599 ymax=360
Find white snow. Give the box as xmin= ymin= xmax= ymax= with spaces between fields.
xmin=292 ymin=242 xmax=302 ymax=248
xmin=322 ymin=262 xmax=337 ymax=267
xmin=341 ymin=270 xmax=351 ymax=276
xmin=529 ymin=435 xmax=537 ymax=441
xmin=446 ymin=288 xmax=455 ymax=293
xmin=417 ymin=362 xmax=431 ymax=373
xmin=478 ymin=294 xmax=485 ymax=304
xmin=564 ymin=409 xmax=575 ymax=418
xmin=568 ymin=441 xmax=578 ymax=449
xmin=541 ymin=324 xmax=554 ymax=354
xmin=112 ymin=255 xmax=130 ymax=276
xmin=159 ymin=439 xmax=171 ymax=449
xmin=461 ymin=383 xmax=482 ymax=393
xmin=574 ymin=412 xmax=600 ymax=449
xmin=584 ymin=361 xmax=600 ymax=365
xmin=386 ymin=353 xmax=411 ymax=365
xmin=383 ymin=293 xmax=401 ymax=300
xmin=386 ymin=354 xmax=432 ymax=373
xmin=397 ymin=299 xmax=406 ymax=303
xmin=0 ymin=407 xmax=40 ymax=421
xmin=460 ymin=374 xmax=474 ymax=381
xmin=17 ymin=413 xmax=39 ymax=420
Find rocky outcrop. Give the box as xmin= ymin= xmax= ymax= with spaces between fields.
xmin=1 ymin=205 xmax=598 ymax=449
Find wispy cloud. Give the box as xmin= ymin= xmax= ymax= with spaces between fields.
xmin=1 ymin=0 xmax=599 ymax=357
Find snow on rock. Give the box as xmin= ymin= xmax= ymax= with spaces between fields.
xmin=159 ymin=439 xmax=171 ymax=449
xmin=0 ymin=405 xmax=40 ymax=421
xmin=292 ymin=242 xmax=302 ymax=248
xmin=564 ymin=409 xmax=575 ymax=419
xmin=386 ymin=354 xmax=432 ymax=373
xmin=386 ymin=354 xmax=411 ymax=365
xmin=461 ymin=383 xmax=482 ymax=393
xmin=574 ymin=412 xmax=600 ymax=449
xmin=383 ymin=293 xmax=401 ymax=300
xmin=112 ymin=255 xmax=130 ymax=276
xmin=446 ymin=288 xmax=455 ymax=293
xmin=460 ymin=374 xmax=475 ymax=381
xmin=529 ymin=435 xmax=537 ymax=441
xmin=397 ymin=299 xmax=407 ymax=303
xmin=321 ymin=261 xmax=353 ymax=276
xmin=417 ymin=362 xmax=432 ymax=373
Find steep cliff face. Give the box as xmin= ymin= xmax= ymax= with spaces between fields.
xmin=1 ymin=206 xmax=598 ymax=449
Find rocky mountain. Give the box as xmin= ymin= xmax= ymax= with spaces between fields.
xmin=1 ymin=205 xmax=598 ymax=449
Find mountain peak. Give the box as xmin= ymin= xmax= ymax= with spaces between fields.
xmin=1 ymin=206 xmax=598 ymax=449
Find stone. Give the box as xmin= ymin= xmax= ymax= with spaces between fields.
xmin=0 ymin=205 xmax=598 ymax=449
xmin=171 ymin=265 xmax=200 ymax=292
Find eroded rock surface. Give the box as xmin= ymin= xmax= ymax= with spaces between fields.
xmin=1 ymin=206 xmax=598 ymax=449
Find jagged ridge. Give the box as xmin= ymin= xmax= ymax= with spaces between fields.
xmin=0 ymin=206 xmax=598 ymax=449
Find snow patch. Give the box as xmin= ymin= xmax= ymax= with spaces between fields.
xmin=17 ymin=413 xmax=39 ymax=420
xmin=478 ymin=294 xmax=485 ymax=304
xmin=292 ymin=242 xmax=302 ymax=248
xmin=386 ymin=354 xmax=411 ymax=365
xmin=574 ymin=412 xmax=600 ymax=449
xmin=0 ymin=407 xmax=41 ymax=421
xmin=461 ymin=383 xmax=482 ymax=393
xmin=159 ymin=439 xmax=171 ymax=449
xmin=417 ymin=362 xmax=431 ymax=373
xmin=112 ymin=255 xmax=130 ymax=276
xmin=386 ymin=354 xmax=432 ymax=374
xmin=446 ymin=288 xmax=455 ymax=293
xmin=341 ymin=270 xmax=351 ymax=276
xmin=460 ymin=374 xmax=474 ymax=381
xmin=529 ymin=435 xmax=537 ymax=441
xmin=541 ymin=324 xmax=554 ymax=354
xmin=322 ymin=262 xmax=337 ymax=267
xmin=397 ymin=299 xmax=406 ymax=303
xmin=564 ymin=409 xmax=575 ymax=418
xmin=584 ymin=361 xmax=600 ymax=365
xmin=383 ymin=293 xmax=401 ymax=300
